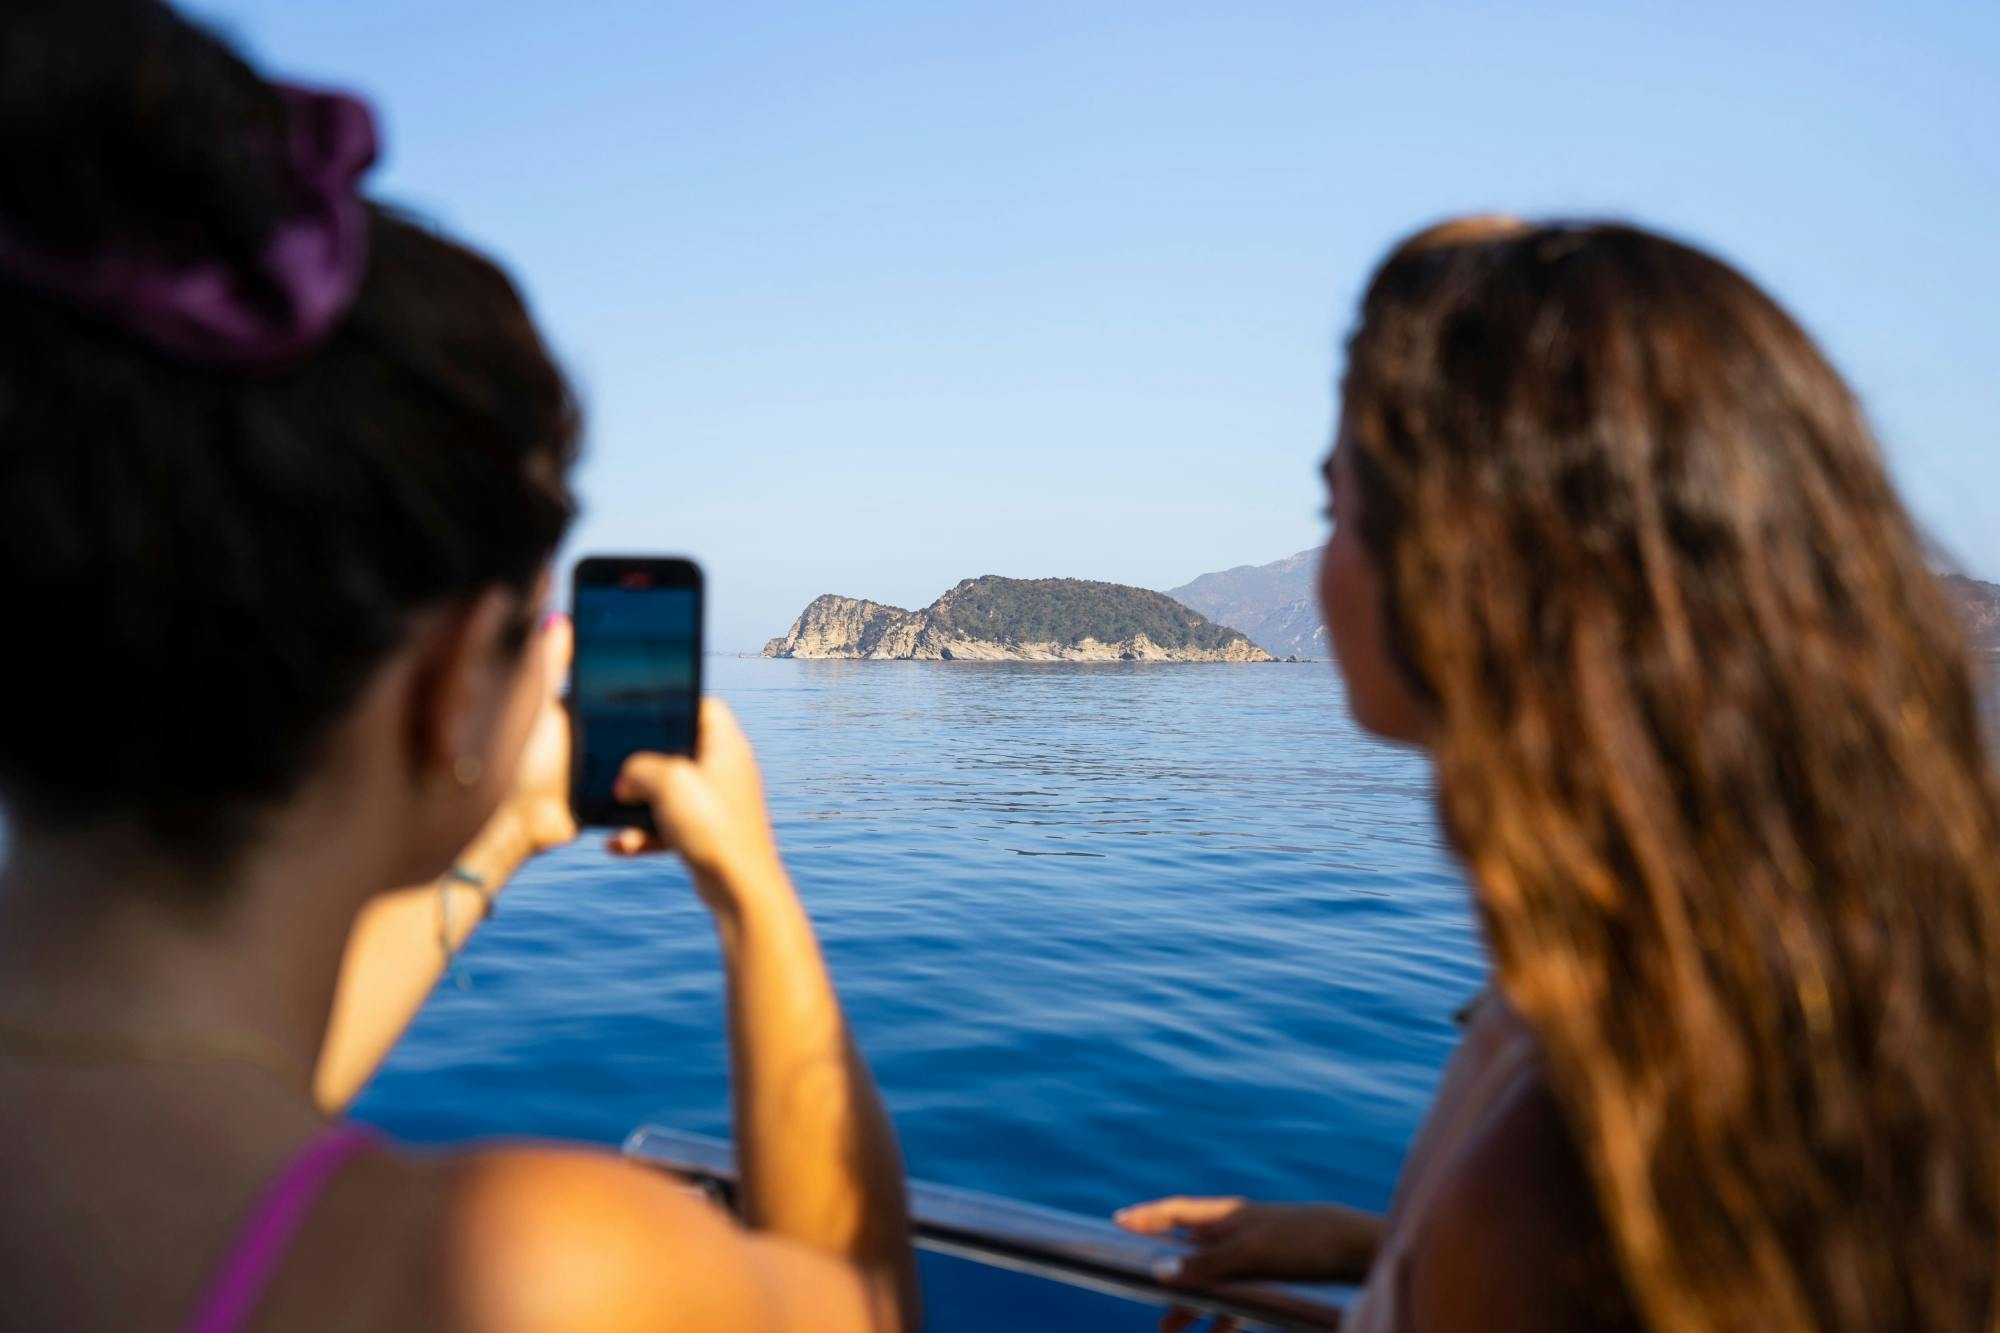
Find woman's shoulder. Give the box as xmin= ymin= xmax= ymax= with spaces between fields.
xmin=233 ymin=1138 xmax=701 ymax=1331
xmin=418 ymin=1144 xmax=736 ymax=1328
xmin=407 ymin=1142 xmax=881 ymax=1333
xmin=1397 ymin=1056 xmax=1640 ymax=1333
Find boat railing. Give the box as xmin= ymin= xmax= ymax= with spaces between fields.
xmin=623 ymin=1125 xmax=1350 ymax=1331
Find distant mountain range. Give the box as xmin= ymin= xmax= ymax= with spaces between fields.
xmin=1167 ymin=552 xmax=2000 ymax=660
xmin=763 ymin=576 xmax=1273 ymax=662
xmin=1166 ymin=549 xmax=1327 ymax=660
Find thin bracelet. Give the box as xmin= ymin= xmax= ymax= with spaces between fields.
xmin=437 ymin=864 xmax=493 ymax=990
xmin=444 ymin=863 xmax=497 ymax=920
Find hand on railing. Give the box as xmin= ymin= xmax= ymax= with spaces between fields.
xmin=1115 ymin=1196 xmax=1382 ymax=1332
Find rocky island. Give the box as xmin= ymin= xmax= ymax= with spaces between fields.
xmin=762 ymin=576 xmax=1274 ymax=662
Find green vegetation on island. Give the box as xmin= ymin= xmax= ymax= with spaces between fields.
xmin=761 ymin=575 xmax=1273 ymax=661
xmin=931 ymin=576 xmax=1244 ymax=651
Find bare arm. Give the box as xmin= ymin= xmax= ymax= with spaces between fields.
xmin=315 ymin=617 xmax=577 ymax=1112
xmin=614 ymin=701 xmax=917 ymax=1331
xmin=314 ymin=812 xmax=538 ymax=1110
xmin=711 ymin=861 xmax=913 ymax=1317
xmin=441 ymin=710 xmax=918 ymax=1333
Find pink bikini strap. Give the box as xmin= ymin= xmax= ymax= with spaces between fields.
xmin=184 ymin=1123 xmax=381 ymax=1333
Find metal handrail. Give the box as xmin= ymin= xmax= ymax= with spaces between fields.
xmin=623 ymin=1126 xmax=1348 ymax=1331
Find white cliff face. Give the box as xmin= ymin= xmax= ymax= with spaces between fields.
xmin=760 ymin=595 xmax=921 ymax=659
xmin=906 ymin=631 xmax=1271 ymax=662
xmin=762 ymin=588 xmax=1275 ymax=663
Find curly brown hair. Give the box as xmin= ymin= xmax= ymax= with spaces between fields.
xmin=1343 ymin=218 xmax=2000 ymax=1330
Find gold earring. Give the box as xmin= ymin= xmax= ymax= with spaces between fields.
xmin=452 ymin=754 xmax=485 ymax=788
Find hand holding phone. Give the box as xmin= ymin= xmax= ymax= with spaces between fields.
xmin=569 ymin=556 xmax=703 ymax=830
xmin=606 ymin=698 xmax=787 ymax=893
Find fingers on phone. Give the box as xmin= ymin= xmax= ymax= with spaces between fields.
xmin=697 ymin=696 xmax=748 ymax=745
xmin=612 ymin=752 xmax=677 ymax=804
xmin=607 ymin=827 xmax=661 ymax=856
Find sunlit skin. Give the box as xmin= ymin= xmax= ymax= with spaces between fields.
xmin=1318 ymin=426 xmax=1431 ymax=747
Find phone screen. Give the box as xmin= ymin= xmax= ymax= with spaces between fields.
xmin=570 ymin=558 xmax=702 ymax=829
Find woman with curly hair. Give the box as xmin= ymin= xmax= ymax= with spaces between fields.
xmin=1122 ymin=217 xmax=2000 ymax=1333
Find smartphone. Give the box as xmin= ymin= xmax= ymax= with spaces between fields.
xmin=569 ymin=556 xmax=704 ymax=830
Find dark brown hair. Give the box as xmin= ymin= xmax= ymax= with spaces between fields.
xmin=0 ymin=0 xmax=579 ymax=864
xmin=1344 ymin=218 xmax=1999 ymax=1330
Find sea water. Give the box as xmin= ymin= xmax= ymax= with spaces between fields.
xmin=355 ymin=657 xmax=1484 ymax=1328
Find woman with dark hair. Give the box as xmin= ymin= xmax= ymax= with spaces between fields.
xmin=0 ymin=3 xmax=915 ymax=1329
xmin=1119 ymin=218 xmax=2000 ymax=1331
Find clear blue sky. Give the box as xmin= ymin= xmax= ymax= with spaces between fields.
xmin=194 ymin=0 xmax=1999 ymax=652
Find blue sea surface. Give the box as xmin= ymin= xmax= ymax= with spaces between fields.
xmin=355 ymin=657 xmax=1485 ymax=1328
